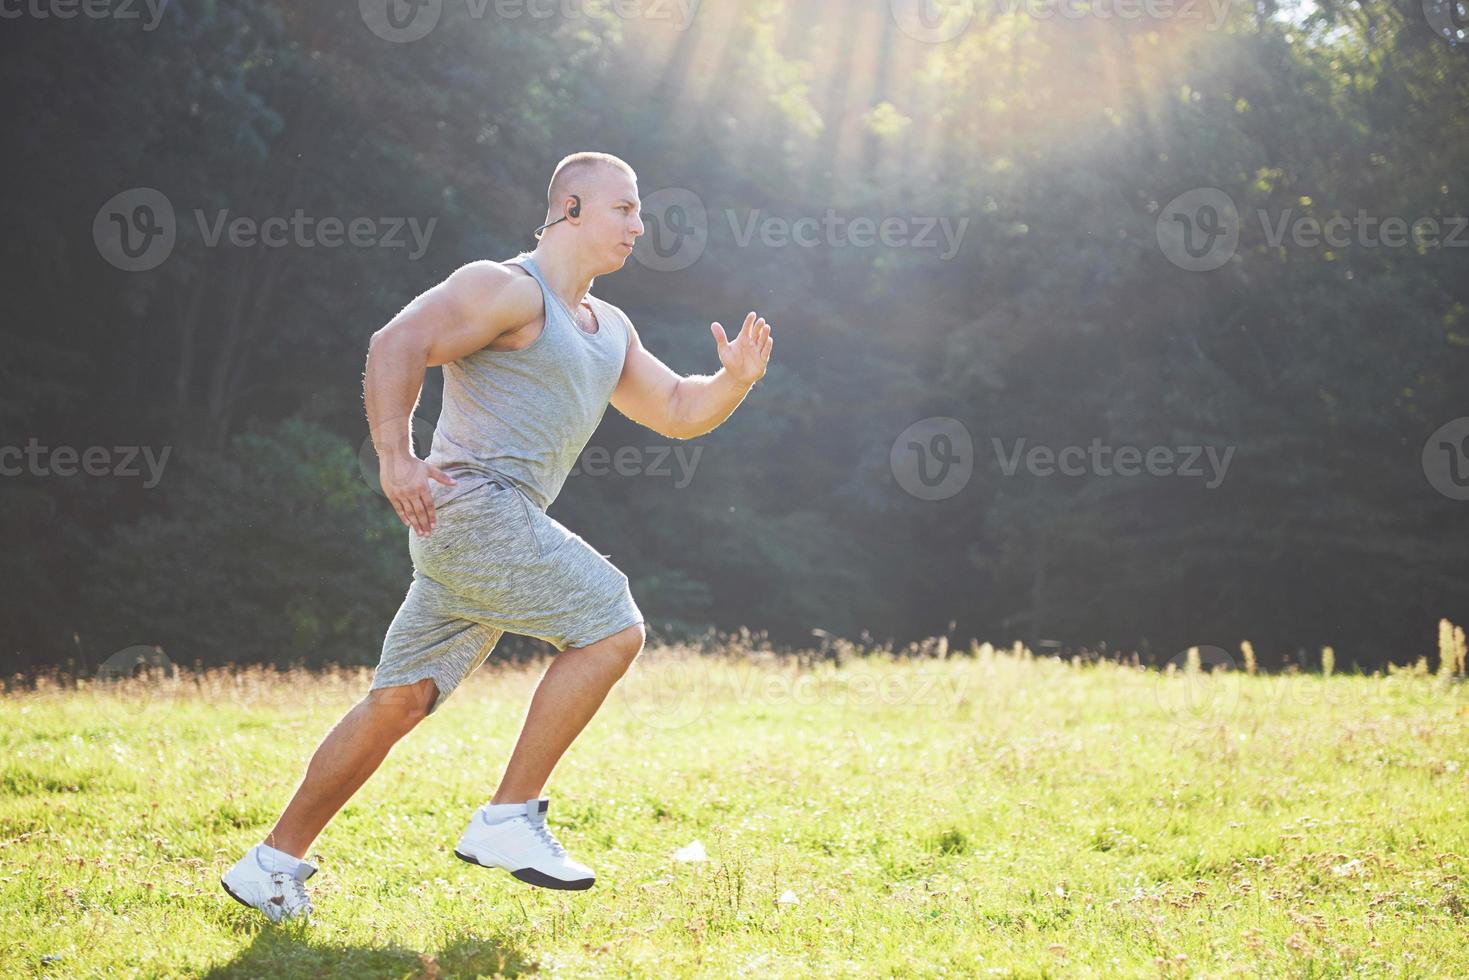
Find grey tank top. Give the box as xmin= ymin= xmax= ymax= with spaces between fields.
xmin=425 ymin=251 xmax=630 ymax=512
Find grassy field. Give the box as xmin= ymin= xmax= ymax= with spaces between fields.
xmin=3 ymin=636 xmax=1468 ymax=978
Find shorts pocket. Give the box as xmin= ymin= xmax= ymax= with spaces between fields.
xmin=414 ymin=482 xmax=539 ymax=578
xmin=466 ymin=482 xmax=542 ymax=560
xmin=526 ymin=508 xmax=577 ymax=559
xmin=508 ymin=489 xmax=546 ymax=559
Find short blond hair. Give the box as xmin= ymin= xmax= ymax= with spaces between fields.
xmin=546 ymin=151 xmax=637 ymax=221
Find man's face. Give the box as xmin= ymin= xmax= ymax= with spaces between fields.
xmin=582 ymin=170 xmax=643 ymax=268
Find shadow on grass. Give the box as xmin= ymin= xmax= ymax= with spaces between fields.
xmin=200 ymin=921 xmax=537 ymax=979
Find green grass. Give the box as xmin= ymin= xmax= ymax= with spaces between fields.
xmin=3 ymin=641 xmax=1468 ymax=978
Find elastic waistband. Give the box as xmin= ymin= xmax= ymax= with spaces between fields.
xmin=436 ymin=462 xmax=545 ymax=512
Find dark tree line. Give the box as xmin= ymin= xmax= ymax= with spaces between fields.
xmin=2 ymin=0 xmax=1466 ymax=676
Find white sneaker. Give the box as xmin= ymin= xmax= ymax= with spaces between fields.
xmin=454 ymin=797 xmax=595 ymax=890
xmin=221 ymin=845 xmax=318 ymax=922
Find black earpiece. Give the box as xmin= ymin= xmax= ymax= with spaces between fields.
xmin=531 ymin=193 xmax=584 ymax=240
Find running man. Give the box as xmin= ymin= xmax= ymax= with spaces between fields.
xmin=221 ymin=151 xmax=773 ymax=921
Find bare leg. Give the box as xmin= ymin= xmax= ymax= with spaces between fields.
xmin=262 ymin=677 xmax=439 ymax=858
xmin=490 ymin=623 xmax=645 ymax=804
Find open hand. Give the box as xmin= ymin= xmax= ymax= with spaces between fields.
xmin=380 ymin=454 xmax=456 ymax=536
xmin=711 ymin=311 xmax=773 ymax=388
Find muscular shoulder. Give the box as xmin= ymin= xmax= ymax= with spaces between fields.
xmin=445 ymin=259 xmax=542 ymax=324
xmin=414 ymin=259 xmax=546 ymax=366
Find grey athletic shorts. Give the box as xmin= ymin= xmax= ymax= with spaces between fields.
xmin=370 ymin=478 xmax=644 ymax=715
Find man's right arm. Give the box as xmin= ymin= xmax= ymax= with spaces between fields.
xmin=364 ymin=261 xmax=537 ymax=536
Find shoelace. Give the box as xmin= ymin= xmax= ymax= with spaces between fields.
xmin=526 ymin=817 xmax=568 ymax=857
xmin=269 ymin=871 xmax=313 ymax=917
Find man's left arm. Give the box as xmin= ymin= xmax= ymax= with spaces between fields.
xmin=610 ymin=311 xmax=773 ymax=440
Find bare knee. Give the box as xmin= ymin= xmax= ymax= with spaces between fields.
xmin=576 ymin=622 xmax=645 ymax=673
xmin=614 ymin=622 xmax=647 ymax=664
xmin=365 ymin=677 xmax=438 ymax=731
